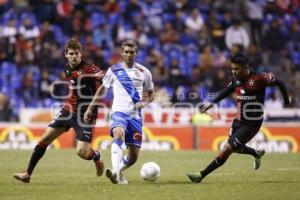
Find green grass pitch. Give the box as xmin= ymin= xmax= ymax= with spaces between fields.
xmin=0 ymin=150 xmax=299 ymax=200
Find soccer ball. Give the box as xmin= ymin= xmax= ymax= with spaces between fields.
xmin=140 ymin=162 xmax=160 ymax=182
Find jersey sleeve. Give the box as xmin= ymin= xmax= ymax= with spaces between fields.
xmin=143 ymin=69 xmax=154 ymax=91
xmin=82 ymin=64 xmax=104 ymax=82
xmin=260 ymin=73 xmax=276 ymax=86
xmin=102 ymin=68 xmax=114 ymax=88
xmin=212 ymin=81 xmax=235 ymax=103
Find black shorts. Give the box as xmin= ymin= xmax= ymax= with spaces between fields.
xmin=227 ymin=119 xmax=262 ymax=149
xmin=48 ymin=109 xmax=96 ymax=142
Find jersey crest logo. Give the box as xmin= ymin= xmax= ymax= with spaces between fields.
xmin=118 ymin=71 xmax=123 ymax=75
xmin=135 ymin=71 xmax=140 ymax=77
xmin=240 ymin=89 xmax=245 ymax=94
xmin=248 ymin=79 xmax=255 ymax=86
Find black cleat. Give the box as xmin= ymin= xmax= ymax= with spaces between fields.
xmin=94 ymin=150 xmax=104 ymax=176
xmin=254 ymin=149 xmax=265 ymax=170
xmin=105 ymin=169 xmax=118 ymax=184
xmin=187 ymin=172 xmax=203 ymax=183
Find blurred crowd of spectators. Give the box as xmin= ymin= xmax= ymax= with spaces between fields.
xmin=1 ymin=0 xmax=300 ymax=121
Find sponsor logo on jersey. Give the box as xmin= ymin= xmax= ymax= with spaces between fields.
xmin=237 ymin=95 xmax=256 ymax=100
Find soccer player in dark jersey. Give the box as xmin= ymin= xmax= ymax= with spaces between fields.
xmin=14 ymin=39 xmax=105 ymax=183
xmin=187 ymin=54 xmax=290 ymax=183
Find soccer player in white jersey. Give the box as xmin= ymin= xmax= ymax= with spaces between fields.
xmin=84 ymin=39 xmax=154 ymax=184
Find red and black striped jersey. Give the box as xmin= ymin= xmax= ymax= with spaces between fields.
xmin=213 ymin=72 xmax=277 ymax=122
xmin=63 ymin=60 xmax=105 ymax=115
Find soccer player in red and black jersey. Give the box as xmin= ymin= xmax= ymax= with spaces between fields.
xmin=187 ymin=54 xmax=291 ymax=183
xmin=14 ymin=39 xmax=105 ymax=183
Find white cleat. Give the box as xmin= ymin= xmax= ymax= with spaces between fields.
xmin=118 ymin=172 xmax=128 ymax=185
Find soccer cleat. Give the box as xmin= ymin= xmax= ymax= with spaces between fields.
xmin=94 ymin=150 xmax=104 ymax=176
xmin=105 ymin=169 xmax=118 ymax=184
xmin=253 ymin=149 xmax=265 ymax=170
xmin=187 ymin=172 xmax=203 ymax=183
xmin=14 ymin=171 xmax=31 ymax=183
xmin=118 ymin=172 xmax=128 ymax=185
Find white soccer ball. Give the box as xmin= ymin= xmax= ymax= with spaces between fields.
xmin=140 ymin=162 xmax=160 ymax=182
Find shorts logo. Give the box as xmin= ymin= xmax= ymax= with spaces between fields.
xmin=133 ymin=132 xmax=142 ymax=142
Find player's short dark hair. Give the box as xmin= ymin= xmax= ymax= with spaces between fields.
xmin=121 ymin=39 xmax=138 ymax=51
xmin=231 ymin=54 xmax=248 ymax=67
xmin=64 ymin=39 xmax=82 ymax=54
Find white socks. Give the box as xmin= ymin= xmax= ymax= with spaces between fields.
xmin=111 ymin=142 xmax=122 ymax=173
xmin=111 ymin=140 xmax=136 ymax=175
xmin=119 ymin=156 xmax=129 ymax=173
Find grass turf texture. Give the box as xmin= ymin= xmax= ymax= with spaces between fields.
xmin=1 ymin=150 xmax=299 ymax=200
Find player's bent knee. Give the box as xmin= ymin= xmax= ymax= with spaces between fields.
xmin=228 ymin=138 xmax=242 ymax=150
xmin=234 ymin=145 xmax=246 ymax=153
xmin=76 ymin=148 xmax=89 ymax=159
xmin=112 ymin=127 xmax=125 ymax=139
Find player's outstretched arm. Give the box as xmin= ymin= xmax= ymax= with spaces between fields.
xmin=200 ymin=83 xmax=234 ymax=113
xmin=200 ymin=103 xmax=213 ymax=113
xmin=84 ymin=85 xmax=106 ymax=123
xmin=201 ymin=103 xmax=213 ymax=113
xmin=212 ymin=83 xmax=235 ymax=104
xmin=274 ymin=79 xmax=291 ymax=106
xmin=134 ymin=90 xmax=154 ymax=110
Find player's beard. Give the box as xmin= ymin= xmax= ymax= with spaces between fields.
xmin=70 ymin=58 xmax=81 ymax=68
xmin=125 ymin=57 xmax=134 ymax=67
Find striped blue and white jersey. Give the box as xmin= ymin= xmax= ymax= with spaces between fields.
xmin=103 ymin=62 xmax=153 ymax=117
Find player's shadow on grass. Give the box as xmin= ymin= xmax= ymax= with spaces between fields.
xmin=259 ymin=180 xmax=300 ymax=184
xmin=202 ymin=180 xmax=300 ymax=184
xmin=153 ymin=180 xmax=193 ymax=185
